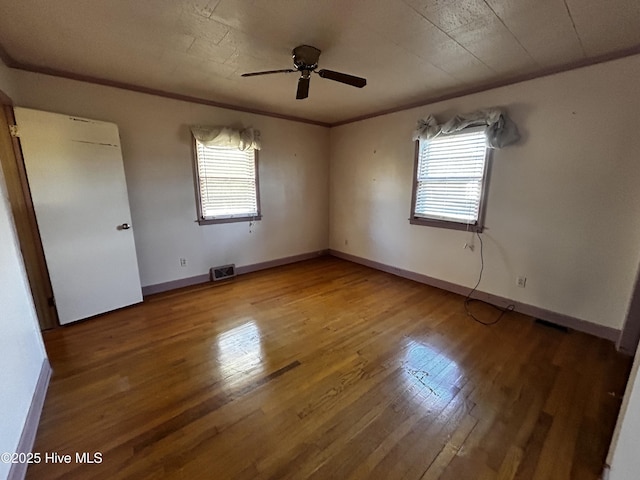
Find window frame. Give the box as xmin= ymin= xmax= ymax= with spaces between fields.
xmin=192 ymin=139 xmax=262 ymax=225
xmin=409 ymin=128 xmax=492 ymax=232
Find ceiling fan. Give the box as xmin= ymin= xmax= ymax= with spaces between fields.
xmin=241 ymin=45 xmax=367 ymax=100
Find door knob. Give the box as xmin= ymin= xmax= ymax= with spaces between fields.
xmin=119 ymin=223 xmax=131 ymax=230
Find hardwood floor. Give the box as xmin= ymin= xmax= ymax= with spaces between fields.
xmin=27 ymin=257 xmax=631 ymax=479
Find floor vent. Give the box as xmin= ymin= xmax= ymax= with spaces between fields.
xmin=211 ymin=264 xmax=236 ymax=281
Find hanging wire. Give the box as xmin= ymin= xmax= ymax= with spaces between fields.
xmin=464 ymin=231 xmax=515 ymax=325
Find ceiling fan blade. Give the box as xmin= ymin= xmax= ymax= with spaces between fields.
xmin=241 ymin=69 xmax=296 ymax=77
xmin=317 ymin=69 xmax=367 ymax=88
xmin=296 ymin=76 xmax=310 ymax=99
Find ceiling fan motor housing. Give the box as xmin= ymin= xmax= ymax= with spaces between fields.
xmin=292 ymin=45 xmax=321 ymax=71
xmin=241 ymin=44 xmax=366 ymax=99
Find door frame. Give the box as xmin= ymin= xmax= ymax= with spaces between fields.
xmin=618 ymin=267 xmax=640 ymax=355
xmin=0 ymin=93 xmax=58 ymax=330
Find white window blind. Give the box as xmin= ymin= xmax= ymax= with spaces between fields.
xmin=195 ymin=143 xmax=258 ymax=220
xmin=415 ymin=128 xmax=488 ymax=224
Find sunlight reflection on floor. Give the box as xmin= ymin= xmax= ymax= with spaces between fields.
xmin=215 ymin=320 xmax=264 ymax=378
xmin=401 ymin=339 xmax=463 ymax=406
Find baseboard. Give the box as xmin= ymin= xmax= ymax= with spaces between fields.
xmin=141 ymin=274 xmax=210 ymax=296
xmin=142 ymin=250 xmax=329 ymax=296
xmin=8 ymin=358 xmax=51 ymax=480
xmin=329 ymin=249 xmax=620 ymax=343
xmin=235 ymin=250 xmax=329 ymax=275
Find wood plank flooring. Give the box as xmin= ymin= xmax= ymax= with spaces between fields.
xmin=27 ymin=257 xmax=631 ymax=479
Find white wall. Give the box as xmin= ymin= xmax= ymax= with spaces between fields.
xmin=330 ymin=55 xmax=640 ymax=330
xmin=608 ymin=338 xmax=640 ymax=480
xmin=9 ymin=70 xmax=330 ymax=288
xmin=9 ymin=59 xmax=640 ymax=327
xmin=0 ymin=157 xmax=47 ymax=479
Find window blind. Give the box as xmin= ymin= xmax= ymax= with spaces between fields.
xmin=196 ymin=143 xmax=258 ymax=219
xmin=415 ymin=129 xmax=488 ymax=224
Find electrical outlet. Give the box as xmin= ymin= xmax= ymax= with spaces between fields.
xmin=180 ymin=258 xmax=187 ymax=267
xmin=516 ymin=276 xmax=527 ymax=288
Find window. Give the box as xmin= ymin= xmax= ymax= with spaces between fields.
xmin=410 ymin=127 xmax=490 ymax=231
xmin=194 ymin=142 xmax=261 ymax=225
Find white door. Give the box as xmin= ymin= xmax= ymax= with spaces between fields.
xmin=14 ymin=107 xmax=142 ymax=325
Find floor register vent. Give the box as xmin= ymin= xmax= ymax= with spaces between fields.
xmin=211 ymin=264 xmax=236 ymax=281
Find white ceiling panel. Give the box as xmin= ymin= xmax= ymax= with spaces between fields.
xmin=486 ymin=0 xmax=585 ymax=67
xmin=448 ymin=15 xmax=538 ymax=75
xmin=566 ymin=0 xmax=640 ymax=56
xmin=0 ymin=0 xmax=637 ymax=124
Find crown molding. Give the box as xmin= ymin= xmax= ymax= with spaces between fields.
xmin=1 ymin=42 xmax=639 ymax=128
xmin=0 ymin=47 xmax=331 ymax=128
xmin=332 ymin=44 xmax=640 ymax=126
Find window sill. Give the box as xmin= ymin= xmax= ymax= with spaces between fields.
xmin=198 ymin=215 xmax=262 ymax=225
xmin=409 ymin=217 xmax=483 ymax=233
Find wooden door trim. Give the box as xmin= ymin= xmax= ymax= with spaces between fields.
xmin=618 ymin=268 xmax=640 ymax=354
xmin=0 ymin=98 xmax=58 ymax=330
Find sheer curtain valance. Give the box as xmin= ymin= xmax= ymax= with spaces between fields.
xmin=412 ymin=108 xmax=520 ymax=149
xmin=190 ymin=126 xmax=261 ymax=151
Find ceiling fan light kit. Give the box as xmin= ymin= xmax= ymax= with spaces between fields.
xmin=242 ymin=45 xmax=367 ymax=100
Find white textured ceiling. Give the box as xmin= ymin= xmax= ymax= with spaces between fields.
xmin=0 ymin=0 xmax=639 ymax=125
